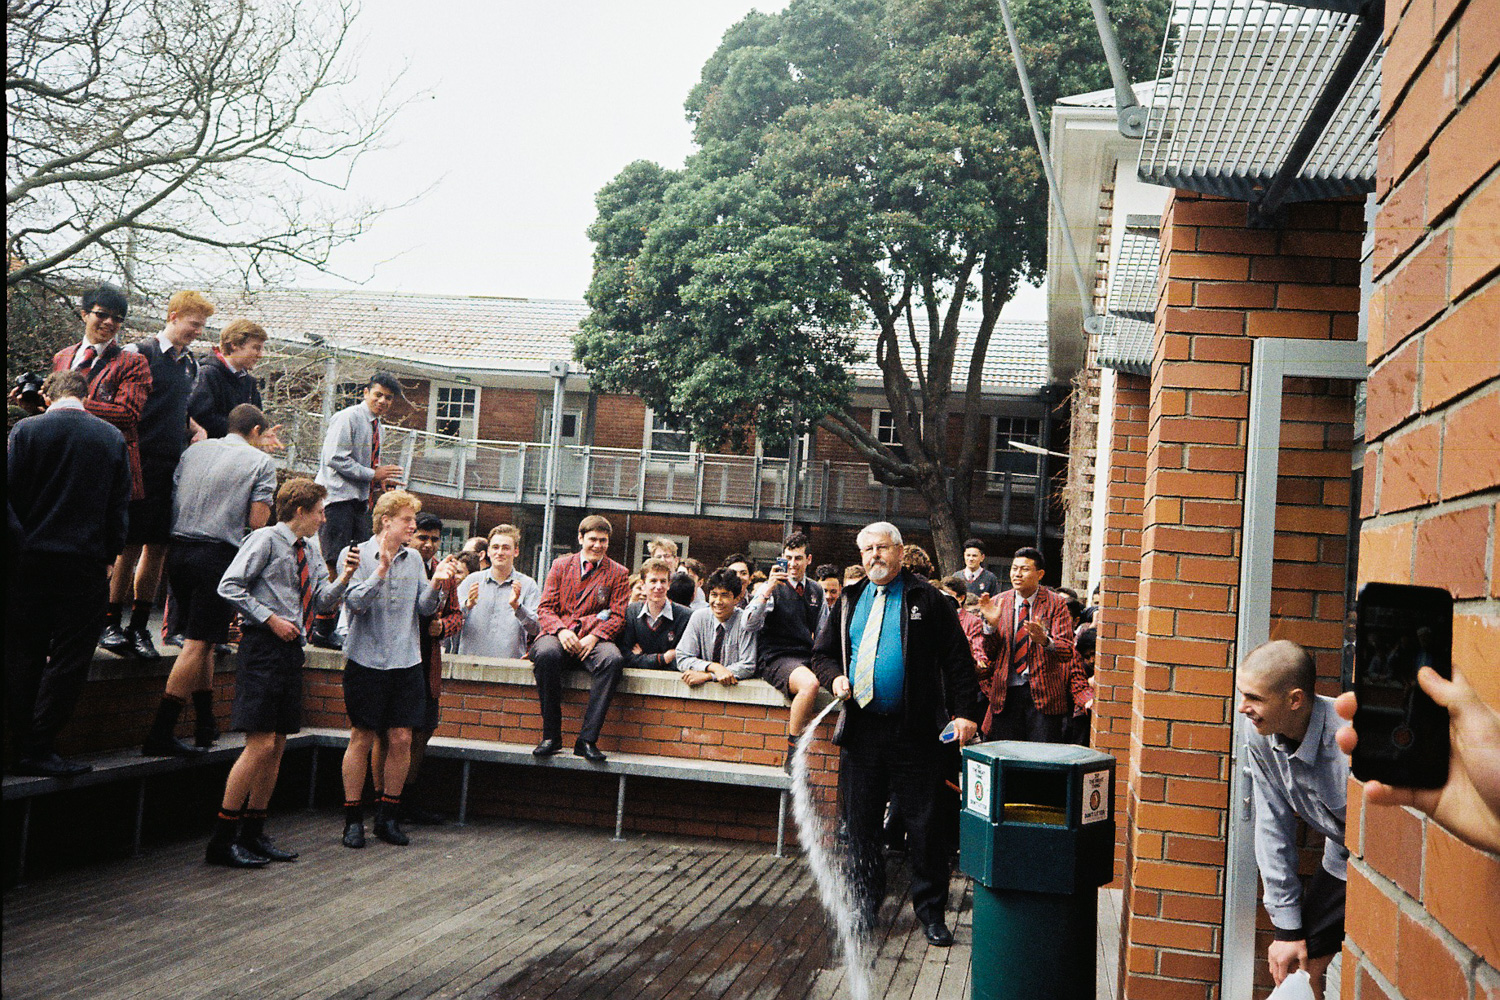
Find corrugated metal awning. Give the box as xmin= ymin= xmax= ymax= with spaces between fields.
xmin=1098 ymin=216 xmax=1160 ymax=374
xmin=1138 ymin=0 xmax=1381 ymax=205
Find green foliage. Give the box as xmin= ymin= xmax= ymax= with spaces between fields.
xmin=579 ymin=0 xmax=1167 ymax=498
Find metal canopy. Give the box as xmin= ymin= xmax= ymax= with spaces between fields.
xmin=1097 ymin=217 xmax=1161 ymax=375
xmin=1138 ymin=0 xmax=1382 ymax=205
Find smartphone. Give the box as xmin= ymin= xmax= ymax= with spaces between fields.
xmin=774 ymin=557 xmax=789 ymax=572
xmin=1352 ymin=582 xmax=1451 ymax=788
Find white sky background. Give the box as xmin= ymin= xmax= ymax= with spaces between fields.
xmin=304 ymin=0 xmax=1046 ymax=320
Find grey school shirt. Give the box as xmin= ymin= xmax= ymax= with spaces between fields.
xmin=675 ymin=603 xmax=766 ymax=679
xmin=217 ymin=524 xmax=347 ymax=639
xmin=341 ymin=536 xmax=442 ymax=669
xmin=316 ymin=401 xmax=380 ymax=503
xmin=456 ymin=568 xmax=542 ymax=659
xmin=172 ymin=433 xmax=277 ymax=545
xmin=1247 ymin=695 xmax=1350 ymax=933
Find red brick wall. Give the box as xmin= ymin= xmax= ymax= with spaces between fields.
xmin=1343 ymin=0 xmax=1500 ymax=996
xmin=302 ymin=662 xmax=840 ymax=843
xmin=1093 ymin=373 xmax=1149 ymax=887
xmin=1109 ymin=191 xmax=1364 ymax=1000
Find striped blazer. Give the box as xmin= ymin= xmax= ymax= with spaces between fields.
xmin=53 ymin=340 xmax=152 ymax=500
xmin=981 ymin=586 xmax=1082 ymax=722
xmin=536 ymin=553 xmax=630 ymax=644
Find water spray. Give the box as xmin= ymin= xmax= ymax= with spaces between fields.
xmin=789 ymin=697 xmax=872 ymax=1000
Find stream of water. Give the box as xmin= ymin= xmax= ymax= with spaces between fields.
xmin=789 ymin=698 xmax=872 ymax=1000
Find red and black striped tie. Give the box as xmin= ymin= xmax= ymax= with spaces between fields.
xmin=368 ymin=420 xmax=382 ymax=510
xmin=294 ymin=539 xmax=314 ymax=635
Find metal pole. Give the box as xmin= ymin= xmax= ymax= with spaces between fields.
xmin=996 ymin=0 xmax=1100 ymax=330
xmin=1088 ymin=0 xmax=1146 ymax=137
xmin=320 ymin=353 xmax=338 ymax=425
xmin=539 ymin=361 xmax=569 ymax=579
xmin=783 ymin=403 xmax=801 ymax=537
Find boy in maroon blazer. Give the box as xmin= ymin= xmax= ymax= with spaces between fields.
xmin=529 ymin=514 xmax=630 ymax=762
xmin=977 ymin=546 xmax=1087 ymax=743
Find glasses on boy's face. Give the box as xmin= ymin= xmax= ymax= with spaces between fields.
xmin=86 ymin=309 xmax=124 ymax=325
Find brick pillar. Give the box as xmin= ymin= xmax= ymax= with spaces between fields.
xmin=1341 ymin=0 xmax=1500 ymax=995
xmin=1093 ymin=373 xmax=1150 ymax=884
xmin=1112 ymin=191 xmax=1364 ymax=1000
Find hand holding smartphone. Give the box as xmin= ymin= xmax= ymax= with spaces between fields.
xmin=1352 ymin=582 xmax=1451 ymax=789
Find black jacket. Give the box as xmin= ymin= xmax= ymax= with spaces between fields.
xmin=8 ymin=407 xmax=131 ymax=562
xmin=188 ymin=354 xmax=261 ymax=439
xmin=810 ymin=569 xmax=985 ymax=742
xmin=620 ymin=601 xmax=694 ymax=670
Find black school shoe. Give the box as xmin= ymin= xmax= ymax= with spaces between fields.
xmin=239 ymin=834 xmax=298 ymax=862
xmin=99 ymin=624 xmax=135 ymax=656
xmin=205 ymin=841 xmax=269 ymax=868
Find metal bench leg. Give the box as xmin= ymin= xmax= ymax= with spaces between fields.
xmin=457 ymin=760 xmax=471 ymax=826
xmin=307 ymin=745 xmax=319 ymax=811
xmin=132 ymin=779 xmax=146 ymax=857
xmin=613 ymin=774 xmax=627 ymax=842
xmin=776 ymin=790 xmax=788 ymax=858
xmin=17 ymin=799 xmax=32 ymax=883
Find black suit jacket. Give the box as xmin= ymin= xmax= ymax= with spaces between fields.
xmin=810 ymin=569 xmax=985 ymax=742
xmin=188 ymin=354 xmax=262 ymax=439
xmin=620 ymin=601 xmax=694 ymax=670
xmin=7 ymin=407 xmax=131 ymax=562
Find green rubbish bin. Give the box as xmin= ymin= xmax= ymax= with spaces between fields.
xmin=958 ymin=742 xmax=1116 ymax=1000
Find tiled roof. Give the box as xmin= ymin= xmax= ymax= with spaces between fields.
xmin=202 ymin=288 xmax=1049 ymax=392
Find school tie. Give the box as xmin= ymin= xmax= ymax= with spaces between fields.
xmin=712 ymin=622 xmax=726 ymax=665
xmin=75 ymin=346 xmax=97 ymax=371
xmin=853 ymin=584 xmax=887 ymax=708
xmin=1013 ymin=598 xmax=1031 ymax=665
xmin=795 ymin=582 xmax=805 ymax=599
xmin=581 ymin=560 xmax=593 ymax=578
xmin=367 ymin=419 xmax=381 ymax=510
xmin=294 ymin=540 xmax=314 ymax=635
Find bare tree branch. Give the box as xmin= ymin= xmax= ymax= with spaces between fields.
xmin=6 ymin=0 xmax=414 ymax=294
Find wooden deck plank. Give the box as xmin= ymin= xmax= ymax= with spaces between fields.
xmin=2 ymin=810 xmax=1132 ymax=1000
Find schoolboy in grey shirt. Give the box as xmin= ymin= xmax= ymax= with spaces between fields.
xmin=337 ymin=490 xmax=454 ymax=850
xmin=145 ymin=404 xmax=278 ymax=757
xmin=1236 ymin=640 xmax=1349 ymax=998
xmin=676 ymin=568 xmax=765 ymax=686
xmin=207 ymin=478 xmax=356 ymax=868
xmin=457 ymin=524 xmax=540 ymax=659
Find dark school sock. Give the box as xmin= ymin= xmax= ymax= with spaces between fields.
xmin=129 ymin=600 xmax=154 ymax=631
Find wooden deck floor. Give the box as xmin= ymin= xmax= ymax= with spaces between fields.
xmin=3 ymin=811 xmax=1120 ymax=1000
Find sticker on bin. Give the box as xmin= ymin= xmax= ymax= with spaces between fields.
xmin=1082 ymin=769 xmax=1109 ymax=824
xmin=965 ymin=759 xmax=991 ymax=816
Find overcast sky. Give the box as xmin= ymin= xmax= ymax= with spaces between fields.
xmin=305 ymin=0 xmax=1046 ymax=320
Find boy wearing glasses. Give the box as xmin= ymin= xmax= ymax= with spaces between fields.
xmin=9 ymin=285 xmax=153 ymax=504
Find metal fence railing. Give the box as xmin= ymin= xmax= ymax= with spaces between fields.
xmin=282 ymin=412 xmax=1060 ymax=533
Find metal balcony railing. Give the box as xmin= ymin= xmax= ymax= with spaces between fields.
xmin=282 ymin=413 xmax=1062 ymax=535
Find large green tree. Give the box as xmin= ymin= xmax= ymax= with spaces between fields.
xmin=576 ymin=0 xmax=1166 ymax=568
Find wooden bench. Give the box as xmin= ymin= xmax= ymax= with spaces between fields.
xmin=299 ymin=727 xmax=794 ymax=856
xmin=2 ymin=731 xmax=324 ymax=880
xmin=4 ymin=726 xmax=795 ymax=880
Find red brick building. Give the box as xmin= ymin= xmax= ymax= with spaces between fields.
xmin=1053 ymin=1 xmax=1497 ymax=997
xmin=211 ymin=290 xmax=1067 ymax=577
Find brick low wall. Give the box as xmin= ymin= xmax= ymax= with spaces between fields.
xmin=43 ymin=648 xmax=840 ymax=847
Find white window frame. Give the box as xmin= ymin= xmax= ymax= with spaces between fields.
xmin=987 ymin=413 xmax=1043 ymax=493
xmin=540 ymin=405 xmax=583 ymax=445
xmin=870 ymin=408 xmax=922 ymax=484
xmin=634 ymin=532 xmax=690 ymax=568
xmin=643 ymin=408 xmax=697 ymax=455
xmin=438 ymin=519 xmax=471 ymax=557
xmin=427 ymin=383 xmax=482 ymax=451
